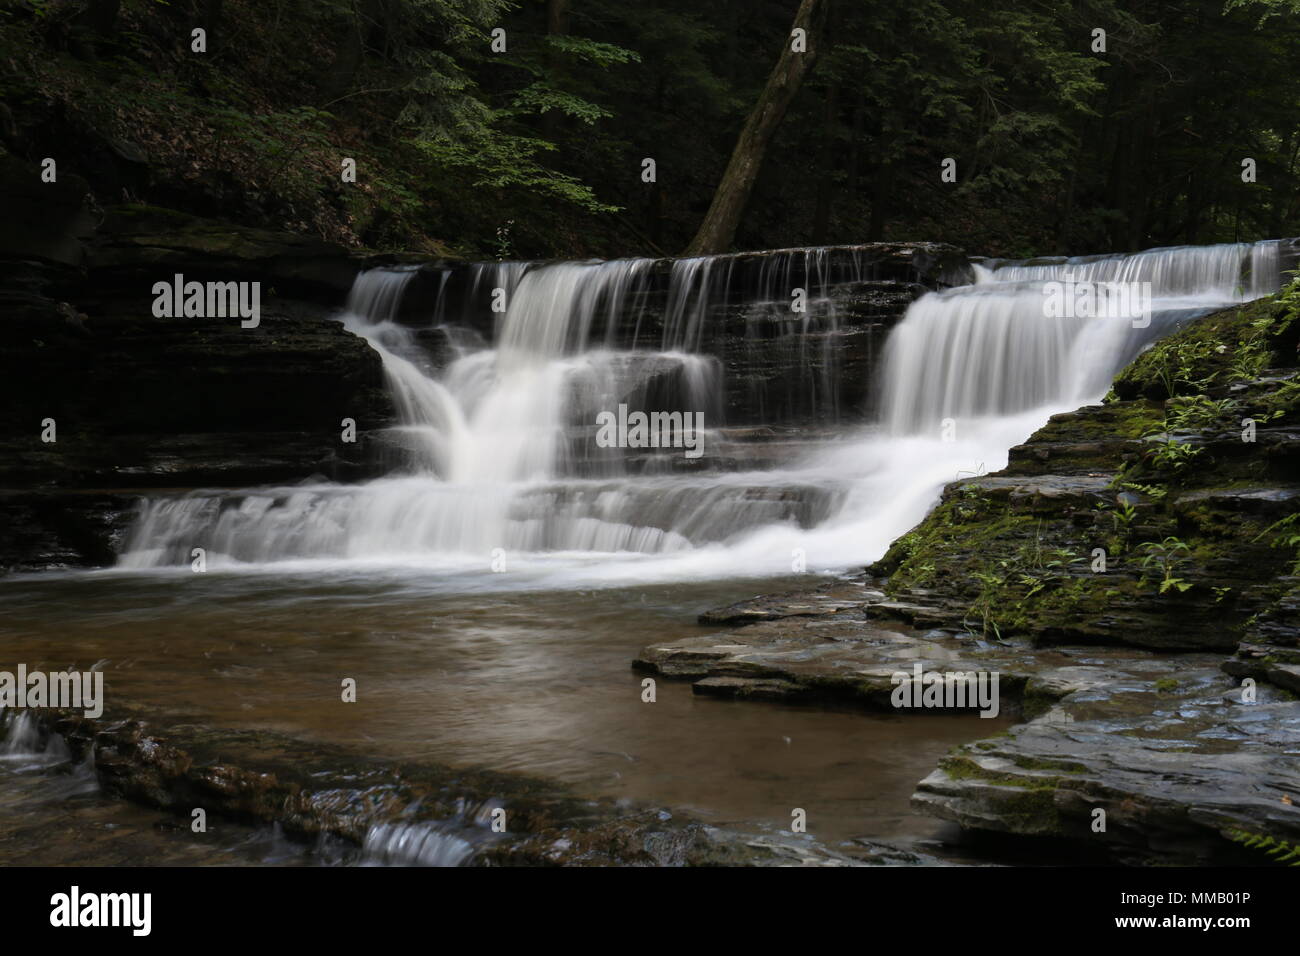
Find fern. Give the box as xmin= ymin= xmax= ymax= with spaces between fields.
xmin=1227 ymin=828 xmax=1300 ymax=865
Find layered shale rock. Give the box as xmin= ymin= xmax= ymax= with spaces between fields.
xmin=635 ymin=603 xmax=1300 ymax=863
xmin=913 ymin=677 xmax=1300 ymax=865
xmin=650 ymin=290 xmax=1300 ymax=863
xmin=0 ymin=156 xmax=399 ymax=570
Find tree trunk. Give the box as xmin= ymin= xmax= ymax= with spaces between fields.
xmin=684 ymin=0 xmax=830 ymax=256
xmin=547 ymin=0 xmax=570 ymax=36
xmin=320 ymin=6 xmax=365 ymax=102
xmin=543 ymin=0 xmax=571 ymax=142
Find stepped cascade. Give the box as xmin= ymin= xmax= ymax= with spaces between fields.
xmin=118 ymin=240 xmax=1287 ymax=585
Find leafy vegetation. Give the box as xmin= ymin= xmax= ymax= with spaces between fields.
xmin=1258 ymin=511 xmax=1300 ymax=574
xmin=1137 ymin=537 xmax=1194 ymax=594
xmin=3 ymin=0 xmax=1300 ymax=257
xmin=1226 ymin=829 xmax=1300 ymax=864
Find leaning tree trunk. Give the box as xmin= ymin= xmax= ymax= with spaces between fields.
xmin=684 ymin=0 xmax=829 ymax=256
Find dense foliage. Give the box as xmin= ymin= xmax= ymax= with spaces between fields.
xmin=2 ymin=0 xmax=1299 ymax=257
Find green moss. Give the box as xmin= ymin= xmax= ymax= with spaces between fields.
xmin=939 ymin=755 xmax=1067 ymax=832
xmin=1033 ymin=400 xmax=1166 ymax=443
xmin=885 ymin=495 xmax=1036 ymax=595
xmin=1113 ymin=294 xmax=1289 ymax=401
xmin=1010 ymin=755 xmax=1088 ymax=774
xmin=942 ymin=754 xmax=1058 ymax=788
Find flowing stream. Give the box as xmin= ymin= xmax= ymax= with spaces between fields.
xmin=0 ymin=239 xmax=1283 ymax=863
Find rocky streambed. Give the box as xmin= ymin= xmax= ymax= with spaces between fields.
xmin=5 ymin=704 xmax=954 ymax=868
xmin=4 ymin=164 xmax=1297 ymax=866
xmin=637 ymin=582 xmax=1299 ymax=864
xmin=637 ymin=292 xmax=1300 ymax=865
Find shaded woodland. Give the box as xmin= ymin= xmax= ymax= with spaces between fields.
xmin=3 ymin=0 xmax=1300 ymax=258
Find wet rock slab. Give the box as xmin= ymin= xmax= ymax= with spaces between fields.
xmin=636 ymin=598 xmax=1300 ymax=863
xmin=914 ymin=680 xmax=1300 ymax=864
xmin=639 ymin=606 xmax=1185 ymax=715
xmin=697 ymin=578 xmax=881 ymax=625
xmin=1224 ymin=578 xmax=1300 ymax=694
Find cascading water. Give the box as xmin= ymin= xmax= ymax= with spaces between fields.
xmin=117 ymin=240 xmax=1285 ymax=586
xmin=880 ymin=240 xmax=1282 ymax=434
xmin=0 ymin=709 xmax=75 ymax=773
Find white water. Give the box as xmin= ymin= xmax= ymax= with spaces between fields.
xmin=881 ymin=240 xmax=1281 ymax=433
xmin=0 ymin=709 xmax=74 ymax=771
xmin=117 ymin=240 xmax=1284 ymax=587
xmin=360 ymin=822 xmax=475 ymax=867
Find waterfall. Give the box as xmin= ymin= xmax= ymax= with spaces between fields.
xmin=979 ymin=240 xmax=1280 ymax=295
xmin=116 ymin=239 xmax=1285 ymax=581
xmin=0 ymin=709 xmax=73 ymax=771
xmin=880 ymin=240 xmax=1282 ymax=434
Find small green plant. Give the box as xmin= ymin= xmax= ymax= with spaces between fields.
xmin=1119 ymin=482 xmax=1167 ymax=501
xmin=1226 ymin=830 xmax=1300 ymax=865
xmin=966 ymin=568 xmax=1007 ymax=639
xmin=1147 ymin=433 xmax=1204 ymax=474
xmin=910 ymin=562 xmax=938 ymax=586
xmin=1262 ymin=373 xmax=1300 ymax=420
xmin=1274 ymin=271 xmax=1300 ymax=330
xmin=1256 ymin=512 xmax=1300 ymax=575
xmin=493 ymin=219 xmax=517 ymax=260
xmin=1149 ymin=337 xmax=1219 ymax=398
xmin=1166 ymin=394 xmax=1236 ymax=431
xmin=1227 ymin=323 xmax=1272 ymax=382
xmin=1111 ymin=498 xmax=1138 ymax=539
xmin=1137 ymin=537 xmax=1194 ymax=594
xmin=953 ymin=484 xmax=988 ymax=520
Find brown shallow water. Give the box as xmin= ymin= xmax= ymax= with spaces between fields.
xmin=0 ymin=566 xmax=1007 ymax=863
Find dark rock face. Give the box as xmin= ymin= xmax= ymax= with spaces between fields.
xmin=1 ymin=202 xmax=394 ymax=461
xmin=0 ymin=490 xmax=139 ymax=568
xmin=1225 ymin=580 xmax=1300 ymax=694
xmin=0 ymin=158 xmax=397 ymax=571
